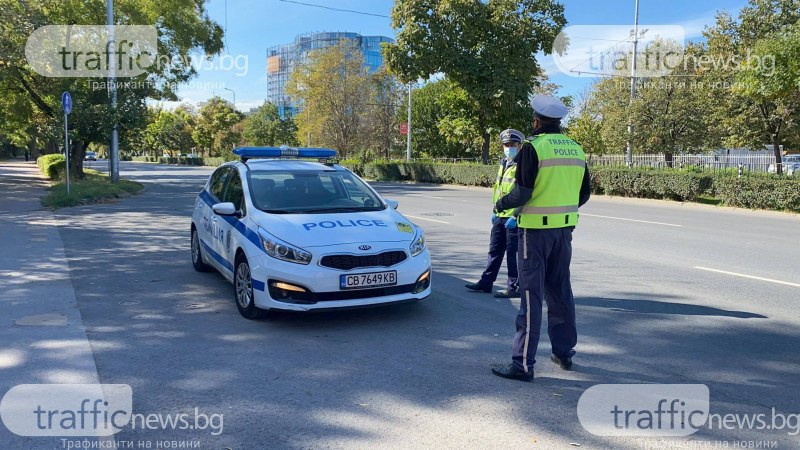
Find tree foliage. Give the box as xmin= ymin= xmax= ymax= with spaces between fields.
xmin=192 ymin=97 xmax=243 ymax=158
xmin=241 ymin=102 xmax=299 ymax=147
xmin=0 ymin=0 xmax=223 ymax=177
xmin=287 ymin=40 xmax=372 ymax=157
xmin=385 ymin=0 xmax=567 ymax=163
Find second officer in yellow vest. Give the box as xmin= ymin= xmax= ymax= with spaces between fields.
xmin=491 ymin=95 xmax=592 ymax=382
xmin=465 ymin=129 xmax=525 ymax=298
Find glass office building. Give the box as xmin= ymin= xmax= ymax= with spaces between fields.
xmin=267 ymin=32 xmax=393 ymax=117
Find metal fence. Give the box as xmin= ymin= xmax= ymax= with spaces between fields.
xmin=587 ymin=154 xmax=778 ymax=173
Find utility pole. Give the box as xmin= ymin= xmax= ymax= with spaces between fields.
xmin=625 ymin=0 xmax=640 ymax=166
xmin=107 ymin=0 xmax=119 ymax=182
xmin=406 ymin=83 xmax=412 ymax=161
xmin=224 ymin=87 xmax=236 ymax=110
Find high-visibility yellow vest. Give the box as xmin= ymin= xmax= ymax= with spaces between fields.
xmin=492 ymin=160 xmax=517 ymax=218
xmin=518 ymin=134 xmax=586 ymax=229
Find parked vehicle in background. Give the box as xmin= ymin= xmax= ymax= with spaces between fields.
xmin=768 ymin=155 xmax=800 ymax=175
xmin=84 ymin=151 xmax=97 ymax=161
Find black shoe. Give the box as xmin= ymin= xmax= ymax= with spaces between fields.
xmin=551 ymin=353 xmax=573 ymax=370
xmin=494 ymin=288 xmax=520 ymax=298
xmin=465 ymin=282 xmax=492 ymax=293
xmin=491 ymin=364 xmax=533 ymax=382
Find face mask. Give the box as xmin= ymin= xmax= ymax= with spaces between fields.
xmin=504 ymin=146 xmax=518 ymax=159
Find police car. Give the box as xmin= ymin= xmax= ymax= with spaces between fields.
xmin=190 ymin=147 xmax=432 ymax=318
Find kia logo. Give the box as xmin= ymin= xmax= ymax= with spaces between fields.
xmin=358 ymin=245 xmax=372 ymax=251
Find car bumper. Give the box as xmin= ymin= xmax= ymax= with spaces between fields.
xmin=248 ymin=247 xmax=432 ymax=311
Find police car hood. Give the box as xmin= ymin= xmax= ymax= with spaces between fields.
xmin=254 ymin=209 xmax=419 ymax=248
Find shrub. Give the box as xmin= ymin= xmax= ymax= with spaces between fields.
xmin=340 ymin=161 xmax=497 ymax=186
xmin=37 ymin=154 xmax=66 ymax=180
xmin=713 ymin=175 xmax=800 ymax=212
xmin=590 ymin=167 xmax=713 ymax=202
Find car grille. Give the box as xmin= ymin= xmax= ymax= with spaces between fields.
xmin=320 ymin=251 xmax=407 ymax=270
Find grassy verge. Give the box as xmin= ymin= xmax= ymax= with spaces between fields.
xmin=41 ymin=169 xmax=143 ymax=208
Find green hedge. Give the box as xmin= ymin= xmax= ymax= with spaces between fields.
xmin=339 ymin=161 xmax=800 ymax=213
xmin=131 ymin=156 xmax=229 ymax=166
xmin=341 ymin=161 xmax=497 ymax=186
xmin=713 ymin=175 xmax=800 ymax=211
xmin=591 ymin=167 xmax=800 ymax=212
xmin=590 ymin=167 xmax=713 ymax=202
xmin=36 ymin=154 xmax=66 ymax=180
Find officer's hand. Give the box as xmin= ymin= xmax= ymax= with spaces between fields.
xmin=505 ymin=217 xmax=518 ymax=229
xmin=491 ymin=213 xmax=500 ymax=225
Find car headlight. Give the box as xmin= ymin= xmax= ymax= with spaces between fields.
xmin=409 ymin=230 xmax=426 ymax=257
xmin=258 ymin=229 xmax=312 ymax=265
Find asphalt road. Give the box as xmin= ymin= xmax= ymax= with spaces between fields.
xmin=50 ymin=161 xmax=800 ymax=449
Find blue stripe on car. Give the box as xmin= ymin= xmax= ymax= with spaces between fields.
xmin=200 ymin=239 xmax=233 ymax=272
xmin=199 ymin=190 xmax=266 ymax=291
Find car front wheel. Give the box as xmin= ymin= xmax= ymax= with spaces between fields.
xmin=191 ymin=228 xmax=212 ymax=272
xmin=234 ymin=255 xmax=265 ymax=320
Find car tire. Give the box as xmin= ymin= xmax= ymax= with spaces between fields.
xmin=191 ymin=227 xmax=212 ymax=272
xmin=234 ymin=254 xmax=265 ymax=320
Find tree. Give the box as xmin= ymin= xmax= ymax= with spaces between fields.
xmin=702 ymin=0 xmax=800 ymax=173
xmin=385 ymin=0 xmax=566 ymax=163
xmin=0 ymin=0 xmax=223 ymax=178
xmin=366 ymin=68 xmax=404 ymax=159
xmin=736 ymin=25 xmax=800 ymax=171
xmin=287 ymin=40 xmax=372 ymax=157
xmin=241 ymin=102 xmax=299 ymax=147
xmin=144 ymin=108 xmax=195 ymax=156
xmin=192 ymin=97 xmax=243 ymax=158
xmin=398 ymin=79 xmax=464 ymax=158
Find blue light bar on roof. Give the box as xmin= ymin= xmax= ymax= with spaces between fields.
xmin=234 ymin=146 xmax=337 ymax=159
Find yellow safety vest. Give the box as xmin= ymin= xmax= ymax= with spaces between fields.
xmin=492 ymin=160 xmax=517 ymax=218
xmin=518 ymin=134 xmax=586 ymax=229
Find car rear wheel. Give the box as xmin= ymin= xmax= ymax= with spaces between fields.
xmin=234 ymin=255 xmax=265 ymax=320
xmin=191 ymin=228 xmax=212 ymax=272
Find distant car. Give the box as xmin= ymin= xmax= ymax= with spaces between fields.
xmin=187 ymin=153 xmax=199 ymax=158
xmin=768 ymin=155 xmax=800 ymax=174
xmin=84 ymin=151 xmax=97 ymax=161
xmin=190 ymin=146 xmax=431 ymax=319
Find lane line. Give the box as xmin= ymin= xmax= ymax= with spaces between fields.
xmin=581 ymin=213 xmax=682 ymax=227
xmin=695 ymin=266 xmax=800 ymax=288
xmin=405 ymin=214 xmax=451 ymax=224
xmin=406 ymin=193 xmax=444 ymax=199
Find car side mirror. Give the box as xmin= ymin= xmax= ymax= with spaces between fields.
xmin=385 ymin=199 xmax=399 ymax=209
xmin=212 ymin=202 xmax=237 ymax=216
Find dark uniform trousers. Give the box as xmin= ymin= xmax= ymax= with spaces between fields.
xmin=478 ymin=217 xmax=519 ymax=291
xmin=513 ymin=227 xmax=577 ymax=373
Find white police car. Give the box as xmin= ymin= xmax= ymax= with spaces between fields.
xmin=190 ymin=147 xmax=432 ymax=319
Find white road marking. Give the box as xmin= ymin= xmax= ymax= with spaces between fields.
xmin=695 ymin=266 xmax=800 ymax=288
xmin=581 ymin=213 xmax=682 ymax=227
xmin=406 ymin=193 xmax=444 ymax=199
xmin=405 ymin=215 xmax=451 ymax=224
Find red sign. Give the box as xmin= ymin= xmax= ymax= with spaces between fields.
xmin=399 ymin=122 xmax=408 ymax=135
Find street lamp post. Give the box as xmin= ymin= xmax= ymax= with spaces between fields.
xmin=406 ymin=83 xmax=412 ymax=161
xmin=107 ymin=0 xmax=119 ymax=183
xmin=625 ymin=0 xmax=640 ymax=166
xmin=224 ymin=87 xmax=236 ymax=110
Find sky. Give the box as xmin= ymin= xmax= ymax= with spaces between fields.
xmin=162 ymin=0 xmax=751 ymax=112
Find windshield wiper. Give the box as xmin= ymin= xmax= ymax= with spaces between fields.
xmin=298 ymin=206 xmax=383 ymax=213
xmin=261 ymin=209 xmax=294 ymax=214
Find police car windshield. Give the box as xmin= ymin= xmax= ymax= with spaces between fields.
xmin=247 ymin=170 xmax=385 ymax=214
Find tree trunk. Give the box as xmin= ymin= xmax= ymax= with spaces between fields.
xmin=70 ymin=140 xmax=85 ymax=180
xmin=772 ymin=134 xmax=783 ymax=175
xmin=665 ymin=150 xmax=674 ymax=168
xmin=481 ymin=132 xmax=490 ymax=164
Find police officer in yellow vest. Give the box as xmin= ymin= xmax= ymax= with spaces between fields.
xmin=491 ymin=95 xmax=591 ymax=382
xmin=465 ymin=129 xmax=525 ymax=298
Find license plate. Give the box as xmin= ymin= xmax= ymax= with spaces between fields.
xmin=340 ymin=270 xmax=397 ymax=290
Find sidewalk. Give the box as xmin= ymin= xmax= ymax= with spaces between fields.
xmin=0 ymin=157 xmax=104 ymax=448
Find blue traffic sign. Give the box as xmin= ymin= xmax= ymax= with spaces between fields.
xmin=62 ymin=92 xmax=72 ymax=115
